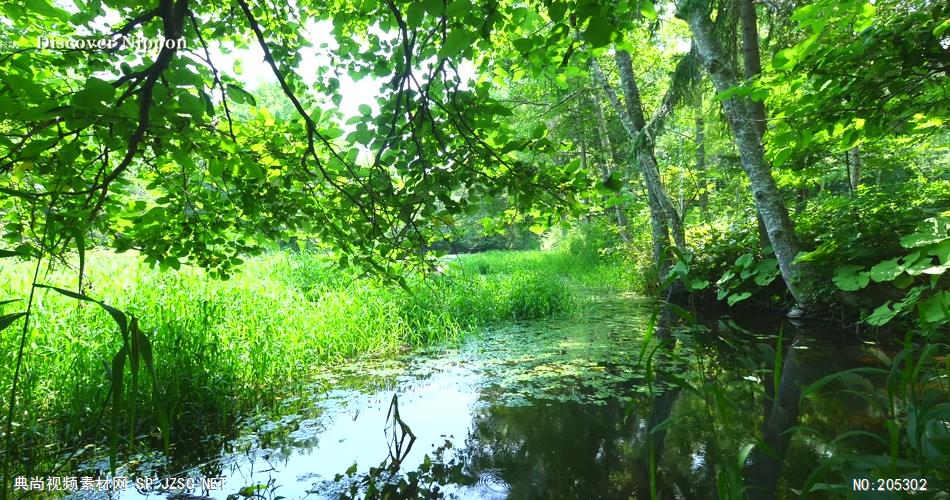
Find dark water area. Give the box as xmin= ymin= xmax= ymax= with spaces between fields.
xmin=69 ymin=293 xmax=938 ymax=499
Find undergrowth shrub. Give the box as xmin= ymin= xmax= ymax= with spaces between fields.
xmin=677 ymin=180 xmax=950 ymax=309
xmin=795 ymin=181 xmax=949 ymax=271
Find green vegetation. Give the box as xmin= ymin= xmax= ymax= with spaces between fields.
xmin=0 ymin=0 xmax=947 ymax=496
xmin=678 ymin=181 xmax=949 ymax=312
xmin=0 ymin=248 xmax=597 ymax=475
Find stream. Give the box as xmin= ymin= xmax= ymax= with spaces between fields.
xmin=72 ymin=292 xmax=901 ymax=499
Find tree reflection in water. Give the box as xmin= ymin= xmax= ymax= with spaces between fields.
xmin=320 ymin=304 xmax=919 ymax=499
xmin=450 ymin=307 xmax=893 ymax=499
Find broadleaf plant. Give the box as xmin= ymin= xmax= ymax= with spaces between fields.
xmin=832 ymin=214 xmax=950 ymax=327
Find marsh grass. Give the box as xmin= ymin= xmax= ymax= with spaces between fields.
xmin=0 ymin=248 xmax=613 ymax=478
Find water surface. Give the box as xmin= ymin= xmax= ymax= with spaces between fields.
xmin=75 ymin=293 xmax=904 ymax=499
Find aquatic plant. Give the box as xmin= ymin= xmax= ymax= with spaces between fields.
xmin=799 ymin=335 xmax=950 ymax=495
xmin=0 ymin=248 xmax=601 ymax=483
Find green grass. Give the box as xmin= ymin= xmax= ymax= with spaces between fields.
xmin=0 ymin=248 xmax=621 ymax=477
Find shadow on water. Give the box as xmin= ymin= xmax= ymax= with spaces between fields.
xmin=72 ymin=294 xmax=945 ymax=499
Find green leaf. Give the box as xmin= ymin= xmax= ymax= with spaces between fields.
xmin=440 ymin=29 xmax=475 ymax=58
xmin=638 ymin=0 xmax=657 ymax=20
xmin=172 ymin=149 xmax=197 ymax=171
xmin=687 ymin=279 xmax=709 ymax=291
xmin=445 ymin=0 xmax=471 ymax=17
xmin=582 ymin=17 xmax=614 ymax=48
xmin=670 ymin=260 xmax=689 ymax=277
xmin=0 ymin=312 xmax=27 ymax=333
xmin=110 ymin=346 xmax=127 ymax=474
xmin=735 ymin=253 xmax=754 ymax=269
xmin=74 ymin=228 xmax=85 ymax=296
xmin=132 ymin=320 xmax=170 ymax=452
xmin=753 ymin=258 xmax=779 ymax=286
xmin=716 ymin=85 xmax=751 ymax=101
xmin=323 ymin=126 xmax=345 ymax=139
xmin=737 ymin=443 xmax=756 ymax=469
xmin=853 ymin=2 xmax=875 ymax=33
xmin=869 ymin=258 xmax=903 ymax=282
xmin=0 ymin=249 xmax=33 ymax=259
xmin=771 ymin=48 xmax=799 ymax=70
xmin=934 ymin=19 xmax=950 ymax=38
xmin=900 ymin=216 xmax=948 ymax=248
xmin=601 ymin=171 xmax=622 ymax=192
xmin=867 ymin=302 xmax=899 ymax=326
xmin=772 ymin=147 xmax=794 ymax=167
xmin=71 ymin=77 xmax=116 ymax=108
xmin=905 ymin=257 xmax=939 ymax=276
xmin=794 ymin=241 xmax=837 ymax=263
xmin=637 ymin=310 xmax=659 ymax=365
xmin=244 ymin=161 xmax=267 ymax=180
xmin=800 ymin=367 xmax=888 ymax=404
xmin=512 ymin=37 xmax=533 ymax=53
xmin=893 ymin=274 xmax=914 ymax=289
xmin=347 ymin=128 xmax=373 ymax=146
xmin=405 ymin=2 xmax=424 ymax=28
xmin=603 ymin=195 xmax=628 ymax=208
xmin=928 ymin=239 xmax=950 ymax=264
xmin=918 ymin=291 xmax=949 ymax=324
xmin=84 ymin=77 xmax=116 ymax=102
xmin=531 ymin=124 xmax=546 ymax=140
xmin=833 ymin=265 xmax=870 ymax=291
xmin=227 ymin=84 xmax=257 ymax=106
xmin=208 ymin=157 xmax=225 ymax=178
xmin=423 ymin=0 xmax=443 ymax=16
xmin=727 ymin=292 xmax=752 ymax=305
xmin=238 ymin=484 xmax=267 ymax=497
xmin=790 ymin=4 xmax=817 ymax=22
xmin=717 ymin=269 xmax=736 ymax=286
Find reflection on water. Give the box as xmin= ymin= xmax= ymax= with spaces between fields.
xmin=75 ymin=293 xmax=939 ymax=499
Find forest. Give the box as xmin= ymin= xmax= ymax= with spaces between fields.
xmin=0 ymin=0 xmax=948 ymax=498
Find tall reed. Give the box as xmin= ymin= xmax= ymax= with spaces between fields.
xmin=0 ymin=248 xmax=598 ymax=479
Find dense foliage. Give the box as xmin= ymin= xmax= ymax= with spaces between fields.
xmin=0 ymin=0 xmax=947 ymax=496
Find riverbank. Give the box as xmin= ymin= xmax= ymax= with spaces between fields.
xmin=0 ymin=249 xmax=626 ymax=481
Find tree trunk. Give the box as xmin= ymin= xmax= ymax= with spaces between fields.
xmin=590 ymin=63 xmax=675 ymax=282
xmin=592 ymin=92 xmax=631 ymax=241
xmin=646 ymin=186 xmax=672 ymax=284
xmin=695 ymin=107 xmax=709 ymax=216
xmin=739 ymin=0 xmax=773 ymax=250
xmin=849 ymin=146 xmax=862 ymax=192
xmin=678 ymin=0 xmax=815 ymax=311
xmin=745 ymin=336 xmax=805 ymax=499
xmin=739 ymin=0 xmax=766 ymax=141
xmin=591 ymin=55 xmax=686 ymax=252
xmin=755 ymin=207 xmax=771 ymax=250
xmin=579 ymin=136 xmax=588 ymax=172
xmin=616 ymin=52 xmax=686 ymax=251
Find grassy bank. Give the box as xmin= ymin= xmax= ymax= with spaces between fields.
xmin=0 ymin=249 xmax=614 ymax=475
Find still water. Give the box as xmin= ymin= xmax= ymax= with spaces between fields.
xmin=75 ymin=293 xmax=918 ymax=499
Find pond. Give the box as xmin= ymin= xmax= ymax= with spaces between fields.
xmin=71 ymin=292 xmax=914 ymax=499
